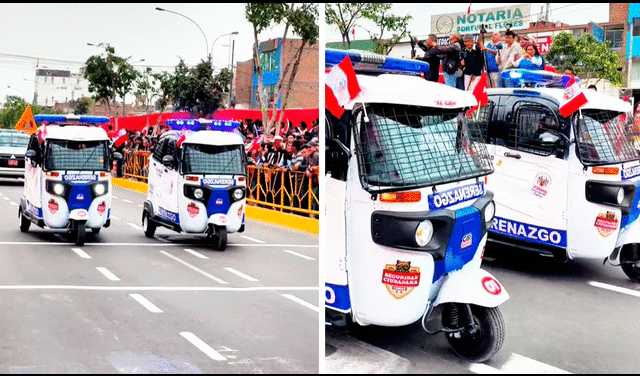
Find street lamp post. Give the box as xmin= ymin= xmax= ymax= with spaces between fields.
xmin=7 ymin=85 xmax=26 ymax=100
xmin=211 ymin=32 xmax=238 ymax=107
xmin=210 ymin=31 xmax=238 ymax=60
xmin=155 ymin=7 xmax=209 ymax=60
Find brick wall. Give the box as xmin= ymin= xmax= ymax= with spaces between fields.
xmin=609 ymin=3 xmax=629 ymax=23
xmin=235 ymin=59 xmax=253 ymax=108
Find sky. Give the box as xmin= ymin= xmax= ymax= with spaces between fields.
xmin=0 ymin=3 xmax=290 ymax=105
xmin=325 ymin=3 xmax=612 ymax=42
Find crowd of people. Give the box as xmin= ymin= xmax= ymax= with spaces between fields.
xmin=414 ymin=29 xmax=550 ymax=90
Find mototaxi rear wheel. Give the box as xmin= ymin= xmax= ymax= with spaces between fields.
xmin=142 ymin=210 xmax=156 ymax=238
xmin=620 ymin=243 xmax=640 ymax=282
xmin=19 ymin=208 xmax=30 ymax=233
xmin=443 ymin=303 xmax=505 ymax=363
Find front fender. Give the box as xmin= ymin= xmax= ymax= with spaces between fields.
xmin=208 ymin=213 xmax=230 ymax=227
xmin=616 ymin=218 xmax=640 ymax=249
xmin=69 ymin=209 xmax=89 ymax=222
xmin=433 ymin=267 xmax=509 ymax=308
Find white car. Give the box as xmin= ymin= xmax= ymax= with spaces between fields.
xmin=0 ymin=129 xmax=29 ymax=179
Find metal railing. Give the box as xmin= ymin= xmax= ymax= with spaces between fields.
xmin=121 ymin=149 xmax=319 ymax=217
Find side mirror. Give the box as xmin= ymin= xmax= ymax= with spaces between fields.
xmin=162 ymin=155 xmax=175 ymax=168
xmin=25 ymin=150 xmax=36 ymax=159
xmin=113 ymin=152 xmax=123 ymax=161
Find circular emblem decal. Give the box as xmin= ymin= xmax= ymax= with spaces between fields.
xmin=436 ymin=15 xmax=454 ymax=34
xmin=481 ymin=276 xmax=502 ymax=295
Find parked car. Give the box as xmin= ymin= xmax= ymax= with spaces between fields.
xmin=0 ymin=129 xmax=30 ymax=179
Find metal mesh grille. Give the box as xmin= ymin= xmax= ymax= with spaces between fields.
xmin=506 ymin=102 xmax=563 ymax=156
xmin=575 ymin=110 xmax=640 ymax=165
xmin=45 ymin=140 xmax=109 ymax=171
xmin=183 ymin=144 xmax=245 ymax=175
xmin=353 ymin=104 xmax=493 ymax=192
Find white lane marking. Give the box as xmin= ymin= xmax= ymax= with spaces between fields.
xmin=2 ymin=197 xmax=9 ymax=200
xmin=282 ymin=294 xmax=319 ymax=312
xmin=0 ymin=285 xmax=319 ymax=291
xmin=160 ymin=251 xmax=228 ymax=284
xmin=9 ymin=202 xmax=18 ymax=206
xmin=96 ymin=267 xmax=121 ymax=281
xmin=128 ymin=223 xmax=142 ymax=230
xmin=183 ymin=248 xmax=208 ymax=259
xmin=138 ymin=204 xmax=143 ymax=208
xmin=122 ymin=199 xmax=133 ymax=204
xmin=129 ymin=294 xmax=163 ymax=313
xmin=589 ymin=281 xmax=640 ymax=298
xmin=0 ymin=242 xmax=318 ymax=247
xmin=224 ymin=267 xmax=259 ymax=282
xmin=71 ymin=248 xmax=91 ymax=259
xmin=283 ymin=249 xmax=316 ymax=261
xmin=111 ymin=216 xmax=120 ymax=220
xmin=469 ymin=363 xmax=504 ymax=374
xmin=155 ymin=237 xmax=171 ymax=243
xmin=470 ymin=353 xmax=571 ymax=374
xmin=111 ymin=195 xmax=118 ymax=199
xmin=180 ymin=332 xmax=226 ymax=361
xmin=240 ymin=235 xmax=265 ymax=244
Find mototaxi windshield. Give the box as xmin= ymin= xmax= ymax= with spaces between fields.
xmin=181 ymin=143 xmax=246 ymax=176
xmin=574 ymin=109 xmax=640 ymax=166
xmin=353 ymin=103 xmax=493 ymax=193
xmin=44 ymin=139 xmax=110 ymax=171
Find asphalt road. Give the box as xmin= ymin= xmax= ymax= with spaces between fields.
xmin=326 ymin=240 xmax=640 ymax=374
xmin=0 ymin=178 xmax=320 ymax=374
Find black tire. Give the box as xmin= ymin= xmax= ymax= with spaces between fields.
xmin=142 ymin=211 xmax=156 ymax=238
xmin=443 ymin=304 xmax=505 ymax=363
xmin=620 ymin=244 xmax=640 ymax=282
xmin=213 ymin=225 xmax=227 ymax=251
xmin=19 ymin=209 xmax=30 ymax=233
xmin=75 ymin=222 xmax=86 ymax=246
xmin=92 ymin=228 xmax=101 ymax=234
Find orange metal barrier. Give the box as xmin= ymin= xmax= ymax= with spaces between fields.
xmin=122 ymin=150 xmax=319 ymax=217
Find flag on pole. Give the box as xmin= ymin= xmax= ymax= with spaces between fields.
xmin=325 ymin=55 xmax=361 ymax=118
xmin=37 ymin=121 xmax=48 ymax=144
xmin=15 ymin=105 xmax=37 ymax=135
xmin=112 ymin=128 xmax=128 ymax=148
xmin=467 ymin=3 xmax=472 ymax=15
xmin=248 ymin=134 xmax=264 ymax=153
xmin=351 ymin=28 xmax=355 ymax=38
xmin=559 ymin=77 xmax=588 ymax=118
xmin=467 ymin=73 xmax=488 ymax=116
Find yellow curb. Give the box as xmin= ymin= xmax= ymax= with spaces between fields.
xmin=112 ymin=178 xmax=318 ymax=235
xmin=245 ymin=205 xmax=319 ymax=235
xmin=113 ymin=178 xmax=148 ymax=193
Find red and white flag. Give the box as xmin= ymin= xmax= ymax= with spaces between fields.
xmin=559 ymin=77 xmax=588 ymax=118
xmin=248 ymin=134 xmax=264 ymax=153
xmin=111 ymin=128 xmax=128 ymax=148
xmin=176 ymin=127 xmax=191 ymax=148
xmin=467 ymin=3 xmax=472 ymax=15
xmin=37 ymin=121 xmax=47 ymax=144
xmin=325 ymin=55 xmax=361 ymax=118
xmin=467 ymin=73 xmax=488 ymax=116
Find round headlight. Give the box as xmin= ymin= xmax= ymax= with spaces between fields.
xmin=617 ymin=187 xmax=625 ymax=205
xmin=233 ymin=188 xmax=244 ymax=200
xmin=94 ymin=183 xmax=106 ymax=196
xmin=484 ymin=201 xmax=496 ymax=224
xmin=53 ymin=183 xmax=64 ymax=196
xmin=194 ymin=188 xmax=204 ymax=199
xmin=415 ymin=220 xmax=434 ymax=247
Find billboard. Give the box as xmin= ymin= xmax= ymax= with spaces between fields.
xmin=431 ymin=3 xmax=530 ymax=36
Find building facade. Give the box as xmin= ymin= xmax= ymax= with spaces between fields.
xmin=234 ymin=38 xmax=318 ymax=110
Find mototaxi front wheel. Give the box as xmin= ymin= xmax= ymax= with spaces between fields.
xmin=74 ymin=222 xmax=86 ymax=246
xmin=620 ymin=244 xmax=640 ymax=282
xmin=443 ymin=303 xmax=505 ymax=363
xmin=19 ymin=209 xmax=30 ymax=233
xmin=142 ymin=211 xmax=156 ymax=238
xmin=212 ymin=225 xmax=227 ymax=252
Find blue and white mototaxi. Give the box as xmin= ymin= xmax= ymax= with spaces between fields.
xmin=325 ymin=49 xmax=509 ymax=363
xmin=142 ymin=119 xmax=246 ymax=251
xmin=19 ymin=114 xmax=123 ymax=246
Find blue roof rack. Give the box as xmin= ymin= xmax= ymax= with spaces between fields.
xmin=33 ymin=114 xmax=110 ymax=124
xmin=501 ymin=69 xmax=577 ymax=89
xmin=165 ymin=119 xmax=240 ymax=132
xmin=326 ymin=48 xmax=429 ymax=75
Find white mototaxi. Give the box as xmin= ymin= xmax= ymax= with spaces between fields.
xmin=325 ymin=49 xmax=509 ymax=363
xmin=19 ymin=114 xmax=123 ymax=246
xmin=480 ymin=69 xmax=640 ymax=282
xmin=142 ymin=119 xmax=246 ymax=251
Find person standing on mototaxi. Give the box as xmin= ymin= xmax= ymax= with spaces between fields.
xmin=439 ymin=32 xmax=464 ymax=88
xmin=414 ymin=34 xmax=442 ymax=82
xmin=460 ymin=34 xmax=484 ymax=91
xmin=479 ymin=32 xmax=503 ymax=88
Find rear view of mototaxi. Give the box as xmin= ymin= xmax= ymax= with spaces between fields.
xmin=325 ymin=49 xmax=509 ymax=362
xmin=20 ymin=115 xmax=123 ymax=246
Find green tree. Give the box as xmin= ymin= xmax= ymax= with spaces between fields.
xmin=0 ymin=96 xmax=51 ymax=129
xmin=171 ymin=58 xmax=220 ymax=117
xmin=71 ymin=97 xmax=93 ymax=115
xmin=546 ymin=32 xmax=623 ymax=86
xmin=326 ymin=3 xmax=375 ymax=49
xmin=246 ymin=2 xmax=318 ymax=135
xmin=213 ymin=67 xmax=234 ymax=105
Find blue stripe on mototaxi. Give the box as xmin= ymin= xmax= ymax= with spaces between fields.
xmin=206 ymin=188 xmax=231 ymax=216
xmin=67 ymin=184 xmax=92 ymax=211
xmin=489 ymin=217 xmax=567 ymax=248
xmin=325 ymin=283 xmax=351 ymax=312
xmin=621 ymin=179 xmax=640 ymax=229
xmin=158 ymin=207 xmax=180 ymax=224
xmin=432 ymin=206 xmax=482 ymax=283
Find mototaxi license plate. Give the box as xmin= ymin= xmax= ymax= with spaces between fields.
xmin=8 ymin=160 xmax=17 ymax=166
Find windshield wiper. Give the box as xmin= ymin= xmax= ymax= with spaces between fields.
xmin=80 ymin=146 xmax=99 ymax=171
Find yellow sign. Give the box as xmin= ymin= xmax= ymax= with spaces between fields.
xmin=15 ymin=105 xmax=37 ymax=135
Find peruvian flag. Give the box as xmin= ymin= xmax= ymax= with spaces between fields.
xmin=467 ymin=3 xmax=472 ymax=15
xmin=559 ymin=77 xmax=588 ymax=118
xmin=325 ymin=55 xmax=361 ymax=118
xmin=111 ymin=128 xmax=128 ymax=148
xmin=467 ymin=73 xmax=488 ymax=116
xmin=248 ymin=134 xmax=264 ymax=153
xmin=37 ymin=121 xmax=47 ymax=143
xmin=176 ymin=127 xmax=190 ymax=148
